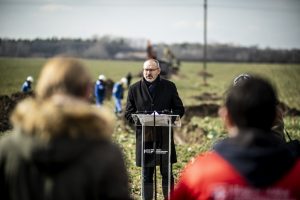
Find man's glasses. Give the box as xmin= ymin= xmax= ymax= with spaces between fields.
xmin=144 ymin=68 xmax=159 ymax=72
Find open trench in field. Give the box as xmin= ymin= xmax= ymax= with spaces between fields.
xmin=1 ymin=92 xmax=300 ymax=141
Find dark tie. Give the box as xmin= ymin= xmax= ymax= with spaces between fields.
xmin=148 ymin=84 xmax=155 ymax=97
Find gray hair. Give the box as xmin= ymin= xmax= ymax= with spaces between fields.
xmin=143 ymin=59 xmax=160 ymax=69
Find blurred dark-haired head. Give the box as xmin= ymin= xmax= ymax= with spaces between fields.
xmin=225 ymin=76 xmax=277 ymax=130
xmin=233 ymin=73 xmax=252 ymax=86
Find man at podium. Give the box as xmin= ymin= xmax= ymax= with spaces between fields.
xmin=125 ymin=59 xmax=185 ymax=199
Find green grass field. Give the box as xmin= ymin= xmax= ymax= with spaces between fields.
xmin=1 ymin=57 xmax=300 ymax=199
xmin=1 ymin=57 xmax=300 ymax=109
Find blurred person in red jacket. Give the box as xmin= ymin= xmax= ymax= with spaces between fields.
xmin=171 ymin=75 xmax=300 ymax=200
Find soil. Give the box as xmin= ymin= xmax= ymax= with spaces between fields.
xmin=197 ymin=70 xmax=213 ymax=78
xmin=0 ymin=91 xmax=34 ymax=132
xmin=1 ymin=92 xmax=299 ymax=133
xmin=194 ymin=92 xmax=222 ymax=101
xmin=278 ymin=102 xmax=300 ymax=116
xmin=184 ymin=103 xmax=220 ymax=120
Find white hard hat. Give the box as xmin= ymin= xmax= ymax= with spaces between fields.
xmin=27 ymin=76 xmax=34 ymax=82
xmin=98 ymin=74 xmax=106 ymax=80
xmin=120 ymin=77 xmax=127 ymax=84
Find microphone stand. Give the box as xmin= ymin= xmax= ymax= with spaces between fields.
xmin=153 ymin=110 xmax=157 ymax=200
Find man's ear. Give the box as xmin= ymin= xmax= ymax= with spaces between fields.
xmin=218 ymin=106 xmax=235 ymax=131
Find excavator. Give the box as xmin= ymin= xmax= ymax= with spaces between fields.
xmin=146 ymin=40 xmax=180 ymax=79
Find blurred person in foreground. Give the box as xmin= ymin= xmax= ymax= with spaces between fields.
xmin=21 ymin=76 xmax=34 ymax=92
xmin=94 ymin=74 xmax=106 ymax=106
xmin=171 ymin=76 xmax=300 ymax=200
xmin=125 ymin=59 xmax=184 ymax=200
xmin=233 ymin=73 xmax=285 ymax=141
xmin=0 ymin=57 xmax=131 ymax=200
xmin=231 ymin=74 xmax=300 ymax=156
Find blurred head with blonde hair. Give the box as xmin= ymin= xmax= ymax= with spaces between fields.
xmin=36 ymin=57 xmax=91 ymax=100
xmin=11 ymin=57 xmax=115 ymax=139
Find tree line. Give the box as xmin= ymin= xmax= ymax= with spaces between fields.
xmin=0 ymin=37 xmax=299 ymax=63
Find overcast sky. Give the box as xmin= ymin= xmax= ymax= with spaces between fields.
xmin=0 ymin=0 xmax=299 ymax=49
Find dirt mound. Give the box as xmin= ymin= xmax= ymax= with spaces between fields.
xmin=184 ymin=103 xmax=220 ymax=121
xmin=104 ymin=79 xmax=114 ymax=100
xmin=0 ymin=92 xmax=34 ymax=132
xmin=194 ymin=92 xmax=222 ymax=101
xmin=1 ymin=90 xmax=300 ymax=134
xmin=175 ymin=123 xmax=206 ymax=144
xmin=175 ymin=104 xmax=220 ymax=144
xmin=198 ymin=70 xmax=213 ymax=78
xmin=183 ymin=101 xmax=300 ymax=121
xmin=278 ymin=102 xmax=300 ymax=116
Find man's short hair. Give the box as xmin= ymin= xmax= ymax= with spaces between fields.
xmin=225 ymin=76 xmax=277 ymax=130
xmin=144 ymin=59 xmax=160 ymax=69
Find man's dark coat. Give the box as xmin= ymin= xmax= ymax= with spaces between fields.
xmin=125 ymin=77 xmax=184 ymax=166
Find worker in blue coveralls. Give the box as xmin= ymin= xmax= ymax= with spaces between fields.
xmin=21 ymin=76 xmax=34 ymax=92
xmin=112 ymin=77 xmax=127 ymax=115
xmin=94 ymin=74 xmax=106 ymax=106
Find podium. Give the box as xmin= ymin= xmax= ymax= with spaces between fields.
xmin=132 ymin=112 xmax=181 ymax=200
